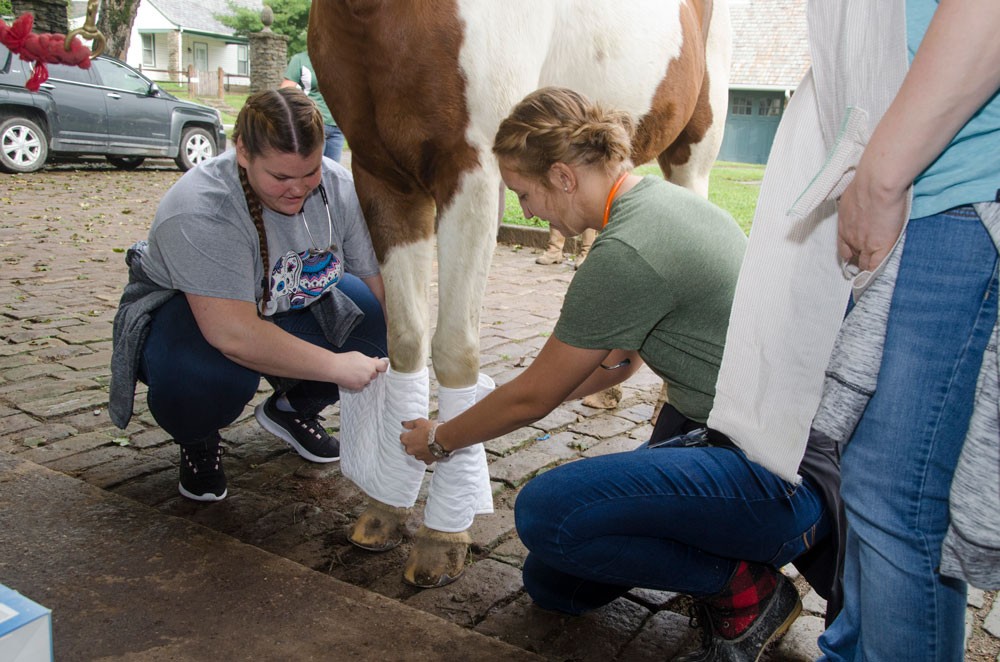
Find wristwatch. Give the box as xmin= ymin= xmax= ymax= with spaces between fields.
xmin=427 ymin=423 xmax=451 ymax=459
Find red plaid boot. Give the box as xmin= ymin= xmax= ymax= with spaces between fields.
xmin=675 ymin=561 xmax=802 ymax=662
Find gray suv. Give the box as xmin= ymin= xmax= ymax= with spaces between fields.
xmin=0 ymin=44 xmax=226 ymax=173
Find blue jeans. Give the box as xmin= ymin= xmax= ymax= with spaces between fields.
xmin=324 ymin=124 xmax=344 ymax=164
xmin=818 ymin=208 xmax=998 ymax=661
xmin=514 ymin=435 xmax=830 ymax=614
xmin=138 ymin=273 xmax=386 ymax=444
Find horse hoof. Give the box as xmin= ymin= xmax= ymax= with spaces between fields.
xmin=348 ymin=500 xmax=409 ymax=552
xmin=402 ymin=525 xmax=471 ymax=588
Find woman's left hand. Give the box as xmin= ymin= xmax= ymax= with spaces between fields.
xmin=401 ymin=418 xmax=437 ymax=464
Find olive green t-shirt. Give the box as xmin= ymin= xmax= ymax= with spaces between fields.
xmin=554 ymin=176 xmax=746 ymax=422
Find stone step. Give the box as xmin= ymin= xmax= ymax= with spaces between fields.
xmin=0 ymin=452 xmax=541 ymax=661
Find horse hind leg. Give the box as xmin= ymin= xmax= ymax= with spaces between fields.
xmin=656 ymin=86 xmax=720 ymax=200
xmin=662 ymin=0 xmax=731 ymax=198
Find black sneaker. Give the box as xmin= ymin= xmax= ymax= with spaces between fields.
xmin=254 ymin=394 xmax=340 ymax=463
xmin=178 ymin=435 xmax=227 ymax=502
xmin=676 ymin=572 xmax=802 ymax=662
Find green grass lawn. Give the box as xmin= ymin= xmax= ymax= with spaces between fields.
xmin=705 ymin=162 xmax=766 ymax=234
xmin=503 ymin=161 xmax=764 ymax=235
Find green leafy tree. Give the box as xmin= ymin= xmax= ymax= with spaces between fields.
xmin=216 ymin=0 xmax=311 ymax=59
xmin=1 ymin=0 xmax=14 ymax=18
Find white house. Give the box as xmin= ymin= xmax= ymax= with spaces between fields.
xmin=129 ymin=0 xmax=263 ymax=88
xmin=72 ymin=0 xmax=263 ymax=89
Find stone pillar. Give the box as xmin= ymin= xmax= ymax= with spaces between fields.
xmin=167 ymin=30 xmax=182 ymax=83
xmin=248 ymin=6 xmax=288 ymax=93
xmin=12 ymin=0 xmax=69 ymax=34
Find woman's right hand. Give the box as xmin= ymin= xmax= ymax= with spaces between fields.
xmin=334 ymin=353 xmax=389 ymax=390
xmin=837 ymin=160 xmax=907 ymax=273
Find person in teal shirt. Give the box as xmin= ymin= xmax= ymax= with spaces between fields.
xmin=281 ymin=51 xmax=344 ymax=163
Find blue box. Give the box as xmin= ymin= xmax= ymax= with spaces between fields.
xmin=0 ymin=584 xmax=53 ymax=662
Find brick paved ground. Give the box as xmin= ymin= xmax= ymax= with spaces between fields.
xmin=1 ymin=163 xmax=998 ymax=660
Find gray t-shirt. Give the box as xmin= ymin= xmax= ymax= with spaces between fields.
xmin=143 ymin=150 xmax=379 ymax=317
xmin=554 ymin=176 xmax=746 ymax=422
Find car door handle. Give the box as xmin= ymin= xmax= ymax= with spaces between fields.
xmin=106 ymin=93 xmax=121 ymax=99
xmin=39 ymin=83 xmax=55 ymax=90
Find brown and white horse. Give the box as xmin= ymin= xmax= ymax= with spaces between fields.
xmin=309 ymin=0 xmax=731 ymax=585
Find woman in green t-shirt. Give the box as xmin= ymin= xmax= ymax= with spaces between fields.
xmin=399 ymin=87 xmax=838 ymax=660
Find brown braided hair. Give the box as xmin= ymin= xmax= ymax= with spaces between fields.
xmin=493 ymin=86 xmax=635 ymax=187
xmin=231 ymin=87 xmax=325 ymax=316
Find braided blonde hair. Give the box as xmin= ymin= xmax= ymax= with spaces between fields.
xmin=493 ymin=87 xmax=635 ymax=186
xmin=231 ymin=87 xmax=325 ymax=315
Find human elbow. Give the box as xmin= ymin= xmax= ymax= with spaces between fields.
xmin=199 ymin=325 xmax=254 ymax=364
xmin=519 ymin=393 xmax=561 ymax=425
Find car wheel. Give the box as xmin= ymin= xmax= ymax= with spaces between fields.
xmin=175 ymin=127 xmax=216 ymax=171
xmin=107 ymin=155 xmax=146 ymax=170
xmin=0 ymin=116 xmax=49 ymax=173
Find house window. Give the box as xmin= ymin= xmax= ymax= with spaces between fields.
xmin=731 ymin=96 xmax=753 ymax=115
xmin=237 ymin=44 xmax=249 ymax=76
xmin=141 ymin=34 xmax=156 ymax=68
xmin=758 ymin=97 xmax=783 ymax=116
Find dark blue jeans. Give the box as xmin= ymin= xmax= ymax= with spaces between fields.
xmin=515 ymin=435 xmax=830 ymax=614
xmin=138 ymin=273 xmax=386 ymax=444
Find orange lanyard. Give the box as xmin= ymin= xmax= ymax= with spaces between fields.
xmin=602 ymin=172 xmax=629 ymax=228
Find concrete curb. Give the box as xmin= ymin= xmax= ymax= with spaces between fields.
xmin=0 ymin=452 xmax=542 ymax=661
xmin=497 ymin=224 xmax=586 ymax=251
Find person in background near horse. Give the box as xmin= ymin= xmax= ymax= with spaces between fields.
xmin=399 ymin=87 xmax=842 ymax=661
xmin=109 ymin=87 xmax=388 ymax=502
xmin=281 ymin=51 xmax=344 ymax=164
xmin=535 ymin=225 xmax=596 ymax=269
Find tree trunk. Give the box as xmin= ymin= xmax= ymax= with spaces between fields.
xmin=97 ymin=0 xmax=142 ymax=60
xmin=11 ymin=0 xmax=68 ymax=34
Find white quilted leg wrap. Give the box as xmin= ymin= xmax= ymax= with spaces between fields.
xmin=340 ymin=366 xmax=429 ymax=508
xmin=424 ymin=373 xmax=496 ymax=532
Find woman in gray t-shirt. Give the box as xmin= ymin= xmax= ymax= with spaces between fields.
xmin=111 ymin=88 xmax=388 ymax=503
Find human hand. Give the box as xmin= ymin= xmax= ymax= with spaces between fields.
xmin=400 ymin=418 xmax=437 ymax=465
xmin=335 ymin=354 xmax=388 ymax=390
xmin=837 ymin=166 xmax=907 ymax=273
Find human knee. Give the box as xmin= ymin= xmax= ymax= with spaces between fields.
xmin=514 ymin=475 xmax=568 ymax=553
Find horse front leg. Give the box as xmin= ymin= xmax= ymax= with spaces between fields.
xmin=343 ymin=163 xmax=437 ymax=552
xmin=431 ymin=167 xmax=499 ymax=389
xmin=402 ymin=165 xmax=500 ymax=588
